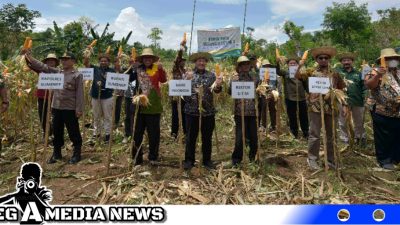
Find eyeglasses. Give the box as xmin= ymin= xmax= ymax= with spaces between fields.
xmin=317 ymin=57 xmax=329 ymax=61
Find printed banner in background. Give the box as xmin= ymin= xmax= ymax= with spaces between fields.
xmin=197 ymin=27 xmax=241 ymax=59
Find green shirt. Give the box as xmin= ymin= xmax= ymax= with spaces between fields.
xmin=337 ymin=67 xmax=367 ymax=107
xmin=140 ymin=89 xmax=163 ymax=114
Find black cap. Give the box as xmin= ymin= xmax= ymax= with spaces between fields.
xmin=59 ymin=52 xmax=76 ymax=60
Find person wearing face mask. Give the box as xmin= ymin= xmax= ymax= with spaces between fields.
xmin=229 ymin=56 xmax=259 ymax=166
xmin=365 ymin=48 xmax=400 ymax=170
xmin=131 ymin=48 xmax=167 ymax=166
xmin=84 ymin=53 xmax=120 ymax=143
xmin=296 ymin=46 xmax=348 ymax=170
xmin=182 ymin=52 xmax=223 ymax=171
xmin=336 ymin=52 xmax=367 ymax=147
xmin=277 ymin=55 xmax=309 ymax=139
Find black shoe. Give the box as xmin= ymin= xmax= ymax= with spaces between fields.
xmin=203 ymin=161 xmax=216 ymax=170
xmin=104 ymin=135 xmax=110 ymax=143
xmin=183 ymin=161 xmax=194 ymax=170
xmin=68 ymin=148 xmax=81 ymax=164
xmin=232 ymin=160 xmax=241 ymax=168
xmin=47 ymin=149 xmax=62 ymax=164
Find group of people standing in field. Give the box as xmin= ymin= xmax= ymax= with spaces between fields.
xmin=1 ymin=41 xmax=399 ymax=171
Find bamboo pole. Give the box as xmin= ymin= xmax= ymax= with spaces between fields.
xmin=177 ymin=97 xmax=184 ymax=169
xmin=332 ymin=96 xmax=340 ymax=177
xmin=106 ymin=94 xmax=117 ymax=175
xmin=42 ymin=90 xmax=52 ymax=170
xmin=255 ymin=93 xmax=261 ymax=163
xmin=241 ymin=99 xmax=246 ymax=164
xmin=81 ymin=84 xmax=87 ymax=148
xmin=29 ymin=95 xmax=36 ymax=161
xmin=319 ymin=94 xmax=329 ymax=172
xmin=197 ymin=85 xmax=203 ymax=171
xmin=130 ymin=95 xmax=140 ymax=170
xmin=276 ymin=96 xmax=281 ymax=148
xmin=213 ymin=94 xmax=220 ymax=154
xmin=265 ymin=97 xmax=269 ymax=147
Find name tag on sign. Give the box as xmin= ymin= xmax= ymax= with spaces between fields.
xmin=38 ymin=73 xmax=64 ymax=89
xmin=259 ymin=68 xmax=277 ymax=80
xmin=268 ymin=68 xmax=277 ymax=81
xmin=231 ymin=82 xmax=255 ymax=99
xmin=105 ymin=73 xmax=129 ymax=90
xmin=289 ymin=66 xmax=298 ymax=79
xmin=78 ymin=68 xmax=94 ymax=81
xmin=309 ymin=77 xmax=331 ymax=94
xmin=169 ymin=80 xmax=192 ymax=96
xmin=361 ymin=65 xmax=371 ymax=80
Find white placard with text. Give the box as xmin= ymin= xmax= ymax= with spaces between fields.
xmin=309 ymin=77 xmax=331 ymax=94
xmin=289 ymin=66 xmax=298 ymax=79
xmin=78 ymin=68 xmax=94 ymax=81
xmin=259 ymin=68 xmax=277 ymax=81
xmin=169 ymin=80 xmax=192 ymax=96
xmin=231 ymin=82 xmax=255 ymax=99
xmin=38 ymin=73 xmax=64 ymax=89
xmin=361 ymin=65 xmax=372 ymax=80
xmin=105 ymin=73 xmax=129 ymax=90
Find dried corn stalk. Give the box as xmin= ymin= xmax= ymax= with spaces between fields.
xmin=133 ymin=94 xmax=150 ymax=107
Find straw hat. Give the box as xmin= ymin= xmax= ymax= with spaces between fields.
xmin=261 ymin=59 xmax=271 ymax=66
xmin=237 ymin=56 xmax=250 ymax=65
xmin=376 ymin=48 xmax=400 ymax=63
xmin=42 ymin=53 xmax=59 ymax=66
xmin=189 ymin=52 xmax=212 ymax=63
xmin=136 ymin=48 xmax=160 ymax=63
xmin=337 ymin=52 xmax=357 ymax=61
xmin=311 ymin=46 xmax=337 ymax=59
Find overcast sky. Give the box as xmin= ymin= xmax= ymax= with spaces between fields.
xmin=6 ymin=0 xmax=400 ymax=51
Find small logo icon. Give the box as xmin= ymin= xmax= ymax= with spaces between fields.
xmin=0 ymin=162 xmax=52 ymax=224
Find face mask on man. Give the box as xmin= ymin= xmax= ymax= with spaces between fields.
xmin=388 ymin=59 xmax=399 ymax=68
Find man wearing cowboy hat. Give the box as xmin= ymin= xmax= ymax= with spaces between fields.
xmin=336 ymin=52 xmax=367 ymax=147
xmin=84 ymin=52 xmax=120 ymax=143
xmin=365 ymin=48 xmax=400 ymax=170
xmin=258 ymin=59 xmax=277 ymax=133
xmin=182 ymin=52 xmax=223 ymax=170
xmin=170 ymin=42 xmax=187 ymax=139
xmin=131 ymin=48 xmax=167 ymax=166
xmin=25 ymin=52 xmax=84 ymax=164
xmin=296 ymin=46 xmax=347 ymax=170
xmin=277 ymin=55 xmax=309 ymax=139
xmin=229 ymin=56 xmax=259 ymax=166
xmin=26 ymin=53 xmax=59 ymax=139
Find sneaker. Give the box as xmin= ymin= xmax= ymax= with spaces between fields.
xmin=307 ymin=158 xmax=321 ymax=170
xmin=381 ymin=163 xmax=396 ymax=171
xmin=328 ymin=161 xmax=337 ymax=170
xmin=122 ymin=137 xmax=130 ymax=144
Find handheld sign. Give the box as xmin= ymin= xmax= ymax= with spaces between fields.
xmin=169 ymin=80 xmax=192 ymax=96
xmin=38 ymin=73 xmax=64 ymax=89
xmin=289 ymin=66 xmax=298 ymax=79
xmin=361 ymin=65 xmax=371 ymax=80
xmin=268 ymin=68 xmax=277 ymax=81
xmin=231 ymin=82 xmax=255 ymax=99
xmin=105 ymin=72 xmax=129 ymax=90
xmin=309 ymin=77 xmax=331 ymax=94
xmin=259 ymin=68 xmax=266 ymax=80
xmin=78 ymin=68 xmax=94 ymax=81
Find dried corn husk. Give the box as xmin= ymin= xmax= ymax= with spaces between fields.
xmin=324 ymin=88 xmax=347 ymax=110
xmin=133 ymin=94 xmax=150 ymax=107
xmin=271 ymin=90 xmax=279 ymax=102
xmin=131 ymin=48 xmax=136 ymax=61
